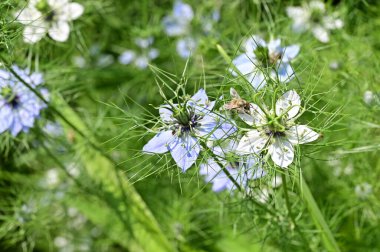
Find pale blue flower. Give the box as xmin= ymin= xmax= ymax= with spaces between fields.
xmin=162 ymin=1 xmax=194 ymax=37
xmin=0 ymin=66 xmax=48 ymax=136
xmin=200 ymin=139 xmax=266 ymax=192
xmin=231 ymin=35 xmax=300 ymax=90
xmin=118 ymin=37 xmax=159 ymax=69
xmin=143 ymin=89 xmax=236 ymax=172
xmin=176 ymin=37 xmax=197 ymax=59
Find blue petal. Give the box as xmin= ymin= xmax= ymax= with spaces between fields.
xmin=276 ymin=63 xmax=295 ymax=83
xmin=173 ymin=1 xmax=194 ymax=21
xmin=168 ymin=134 xmax=200 ymax=172
xmin=196 ymin=114 xmax=237 ymax=140
xmin=200 ymin=159 xmax=230 ymax=192
xmin=282 ymin=45 xmax=300 ymax=62
xmin=176 ymin=37 xmax=197 ymax=58
xmin=159 ymin=105 xmax=175 ymax=122
xmin=162 ymin=16 xmax=188 ymax=37
xmin=0 ymin=105 xmax=13 ymax=134
xmin=143 ymin=130 xmax=173 ymax=154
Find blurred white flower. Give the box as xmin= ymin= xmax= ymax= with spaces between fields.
xmin=15 ymin=0 xmax=84 ymax=43
xmin=237 ymin=90 xmax=319 ymax=168
xmin=355 ymin=182 xmax=372 ymax=199
xmin=45 ymin=168 xmax=60 ymax=187
xmin=363 ymin=90 xmax=374 ymax=105
xmin=286 ymin=1 xmax=343 ymax=43
xmin=118 ymin=37 xmax=159 ymax=69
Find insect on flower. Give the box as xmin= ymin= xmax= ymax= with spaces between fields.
xmin=236 ymin=90 xmax=319 ymax=168
xmin=224 ymin=88 xmax=252 ymax=114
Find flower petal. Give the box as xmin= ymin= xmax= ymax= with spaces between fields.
xmin=176 ymin=37 xmax=197 ymax=59
xmin=275 ymin=90 xmax=301 ymax=119
xmin=0 ymin=105 xmax=13 ymax=134
xmin=244 ymin=35 xmax=266 ymax=53
xmin=275 ymin=63 xmax=295 ymax=83
xmin=173 ymin=1 xmax=194 ymax=21
xmin=312 ymin=26 xmax=329 ymax=43
xmin=287 ymin=125 xmax=319 ymax=145
xmin=239 ymin=103 xmax=267 ymax=126
xmin=268 ymin=138 xmax=294 ymax=168
xmin=142 ymin=130 xmax=173 ymax=154
xmin=236 ymin=130 xmax=268 ymax=154
xmin=200 ymin=159 xmax=230 ymax=192
xmin=118 ymin=50 xmax=136 ymax=65
xmin=282 ymin=45 xmax=300 ymax=62
xmin=63 ymin=2 xmax=84 ymax=20
xmin=48 ymin=21 xmax=70 ymax=42
xmin=267 ymin=39 xmax=282 ymax=56
xmin=196 ymin=114 xmax=236 ymax=140
xmin=168 ymin=134 xmax=200 ymax=172
xmin=159 ymin=105 xmax=175 ymax=122
xmin=23 ymin=22 xmax=48 ymax=44
xmin=286 ymin=7 xmax=309 ymax=32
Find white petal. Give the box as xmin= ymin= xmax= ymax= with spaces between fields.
xmin=142 ymin=130 xmax=173 ymax=154
xmin=287 ymin=125 xmax=319 ymax=145
xmin=312 ymin=26 xmax=329 ymax=43
xmin=286 ymin=7 xmax=310 ymax=32
xmin=23 ymin=22 xmax=48 ymax=44
xmin=48 ymin=21 xmax=70 ymax=42
xmin=159 ymin=105 xmax=175 ymax=122
xmin=16 ymin=8 xmax=42 ymax=25
xmin=323 ymin=16 xmax=344 ymax=30
xmin=231 ymin=53 xmax=256 ymax=77
xmin=268 ymin=138 xmax=294 ymax=168
xmin=134 ymin=56 xmax=149 ymax=69
xmin=244 ymin=35 xmax=266 ymax=53
xmin=236 ymin=130 xmax=268 ymax=154
xmin=275 ymin=63 xmax=295 ymax=83
xmin=238 ymin=103 xmax=267 ymax=126
xmin=248 ymin=71 xmax=266 ymax=90
xmin=267 ymin=39 xmax=282 ymax=55
xmin=275 ymin=90 xmax=301 ymax=119
xmin=64 ymin=3 xmax=84 ymax=20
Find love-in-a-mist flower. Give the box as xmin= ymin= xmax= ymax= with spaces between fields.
xmin=200 ymin=139 xmax=265 ymax=192
xmin=118 ymin=37 xmax=159 ymax=69
xmin=176 ymin=37 xmax=197 ymax=59
xmin=162 ymin=1 xmax=193 ymax=37
xmin=143 ymin=89 xmax=236 ymax=172
xmin=0 ymin=66 xmax=48 ymax=136
xmin=15 ymin=0 xmax=84 ymax=43
xmin=236 ymin=90 xmax=319 ymax=168
xmin=286 ymin=1 xmax=343 ymax=43
xmin=231 ymin=35 xmax=300 ymax=90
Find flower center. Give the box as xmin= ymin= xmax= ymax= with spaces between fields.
xmin=265 ymin=115 xmax=286 ymax=137
xmin=310 ymin=10 xmax=323 ymax=23
xmin=172 ymin=107 xmax=200 ymax=135
xmin=1 ymin=86 xmax=20 ymax=108
xmin=36 ymin=0 xmax=56 ymax=22
xmin=254 ymin=46 xmax=282 ymax=67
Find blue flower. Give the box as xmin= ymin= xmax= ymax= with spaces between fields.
xmin=0 ymin=66 xmax=48 ymax=136
xmin=231 ymin=35 xmax=300 ymax=90
xmin=162 ymin=1 xmax=194 ymax=37
xmin=118 ymin=37 xmax=159 ymax=69
xmin=200 ymin=139 xmax=266 ymax=192
xmin=176 ymin=37 xmax=197 ymax=59
xmin=143 ymin=89 xmax=236 ymax=172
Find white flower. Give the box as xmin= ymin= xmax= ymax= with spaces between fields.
xmin=231 ymin=35 xmax=300 ymax=90
xmin=355 ymin=182 xmax=372 ymax=199
xmin=363 ymin=90 xmax=374 ymax=105
xmin=236 ymin=90 xmax=319 ymax=168
xmin=286 ymin=0 xmax=343 ymax=43
xmin=15 ymin=0 xmax=84 ymax=43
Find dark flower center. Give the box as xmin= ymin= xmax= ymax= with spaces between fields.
xmin=45 ymin=10 xmax=56 ymax=22
xmin=265 ymin=130 xmax=286 ymax=138
xmin=254 ymin=46 xmax=282 ymax=68
xmin=1 ymin=87 xmax=20 ymax=108
xmin=172 ymin=108 xmax=201 ymax=135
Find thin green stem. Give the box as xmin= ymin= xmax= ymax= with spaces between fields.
xmin=297 ymin=172 xmax=341 ymax=252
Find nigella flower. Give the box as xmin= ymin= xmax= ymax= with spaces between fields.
xmin=0 ymin=66 xmax=48 ymax=136
xmin=143 ymin=89 xmax=236 ymax=172
xmin=176 ymin=37 xmax=197 ymax=59
xmin=231 ymin=35 xmax=300 ymax=90
xmin=118 ymin=37 xmax=159 ymax=69
xmin=286 ymin=1 xmax=343 ymax=43
xmin=72 ymin=44 xmax=114 ymax=69
xmin=236 ymin=90 xmax=319 ymax=168
xmin=15 ymin=0 xmax=84 ymax=43
xmin=200 ymin=139 xmax=265 ymax=192
xmin=162 ymin=1 xmax=194 ymax=37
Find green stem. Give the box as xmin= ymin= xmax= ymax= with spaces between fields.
xmin=297 ymin=172 xmax=341 ymax=252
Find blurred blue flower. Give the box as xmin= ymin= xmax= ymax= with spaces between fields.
xmin=0 ymin=66 xmax=48 ymax=136
xmin=143 ymin=89 xmax=236 ymax=172
xmin=200 ymin=139 xmax=266 ymax=192
xmin=118 ymin=36 xmax=159 ymax=69
xmin=231 ymin=35 xmax=300 ymax=90
xmin=176 ymin=37 xmax=197 ymax=59
xmin=162 ymin=1 xmax=194 ymax=37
